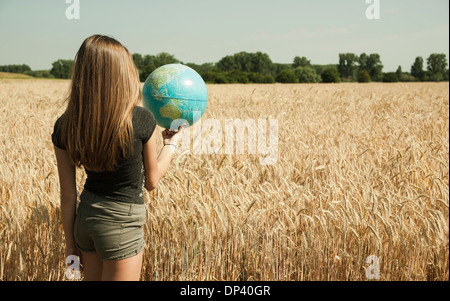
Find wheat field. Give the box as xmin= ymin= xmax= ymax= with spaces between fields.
xmin=0 ymin=79 xmax=448 ymax=281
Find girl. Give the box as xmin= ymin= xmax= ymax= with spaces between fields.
xmin=52 ymin=35 xmax=184 ymax=281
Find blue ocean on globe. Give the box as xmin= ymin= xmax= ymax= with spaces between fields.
xmin=142 ymin=63 xmax=208 ymax=130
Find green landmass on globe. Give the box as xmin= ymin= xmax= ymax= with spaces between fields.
xmin=159 ymin=102 xmax=182 ymax=120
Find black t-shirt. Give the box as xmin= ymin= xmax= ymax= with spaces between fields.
xmin=52 ymin=106 xmax=156 ymax=204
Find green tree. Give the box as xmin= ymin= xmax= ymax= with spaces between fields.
xmin=358 ymin=53 xmax=368 ymax=72
xmin=227 ymin=70 xmax=249 ymax=83
xmin=132 ymin=53 xmax=143 ymax=67
xmin=50 ymin=59 xmax=73 ymax=79
xmin=132 ymin=53 xmax=144 ymax=80
xmin=399 ymin=73 xmax=416 ymax=82
xmin=263 ymin=75 xmax=274 ymax=84
xmin=133 ymin=52 xmax=179 ymax=82
xmin=396 ymin=66 xmax=403 ymax=80
xmin=217 ymin=52 xmax=273 ymax=76
xmin=427 ymin=53 xmax=448 ymax=81
xmin=358 ymin=53 xmax=383 ymax=81
xmin=292 ymin=56 xmax=311 ymax=68
xmin=247 ymin=72 xmax=264 ymax=83
xmin=272 ymin=63 xmax=291 ymax=77
xmin=338 ymin=53 xmax=358 ymax=80
xmin=212 ymin=72 xmax=229 ymax=84
xmin=153 ymin=52 xmax=179 ymax=68
xmin=294 ymin=66 xmax=321 ymax=83
xmin=244 ymin=72 xmax=274 ymax=83
xmin=0 ymin=64 xmax=32 ymax=74
xmin=382 ymin=72 xmax=398 ymax=82
xmin=368 ymin=54 xmax=383 ymax=81
xmin=138 ymin=54 xmax=156 ymax=82
xmin=217 ymin=55 xmax=238 ymax=71
xmin=250 ymin=52 xmax=273 ymax=75
xmin=185 ymin=62 xmax=215 ymax=77
xmin=262 ymin=75 xmax=275 ymax=83
xmin=275 ymin=69 xmax=298 ymax=83
xmin=24 ymin=70 xmax=54 ymax=78
xmin=321 ymin=67 xmax=341 ymax=83
xmin=357 ymin=70 xmax=371 ymax=83
xmin=203 ymin=71 xmax=230 ymax=84
xmin=410 ymin=57 xmax=425 ymax=81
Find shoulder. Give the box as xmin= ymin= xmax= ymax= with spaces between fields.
xmin=133 ymin=105 xmax=154 ymax=120
xmin=53 ymin=114 xmax=64 ymax=128
xmin=132 ymin=106 xmax=156 ymax=143
xmin=133 ymin=105 xmax=156 ymax=128
xmin=52 ymin=114 xmax=66 ymax=149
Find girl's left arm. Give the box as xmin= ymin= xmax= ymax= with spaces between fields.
xmin=54 ymin=146 xmax=79 ymax=257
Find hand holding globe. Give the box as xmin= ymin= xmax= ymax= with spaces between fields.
xmin=162 ymin=123 xmax=186 ymax=147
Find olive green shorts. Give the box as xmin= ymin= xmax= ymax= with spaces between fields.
xmin=74 ymin=189 xmax=146 ymax=261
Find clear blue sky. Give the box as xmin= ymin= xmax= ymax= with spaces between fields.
xmin=0 ymin=0 xmax=448 ymax=71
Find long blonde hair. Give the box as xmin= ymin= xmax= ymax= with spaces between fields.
xmin=61 ymin=35 xmax=141 ymax=172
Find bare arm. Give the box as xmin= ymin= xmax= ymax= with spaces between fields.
xmin=143 ymin=125 xmax=184 ymax=191
xmin=54 ymin=146 xmax=79 ymax=257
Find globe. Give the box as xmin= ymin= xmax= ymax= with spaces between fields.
xmin=142 ymin=63 xmax=208 ymax=130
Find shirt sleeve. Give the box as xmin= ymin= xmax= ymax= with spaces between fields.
xmin=141 ymin=107 xmax=157 ymax=144
xmin=51 ymin=116 xmax=66 ymax=150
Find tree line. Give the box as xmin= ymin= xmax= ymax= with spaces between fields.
xmin=1 ymin=52 xmax=448 ymax=83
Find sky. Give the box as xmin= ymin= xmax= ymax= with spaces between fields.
xmin=0 ymin=0 xmax=448 ymax=72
